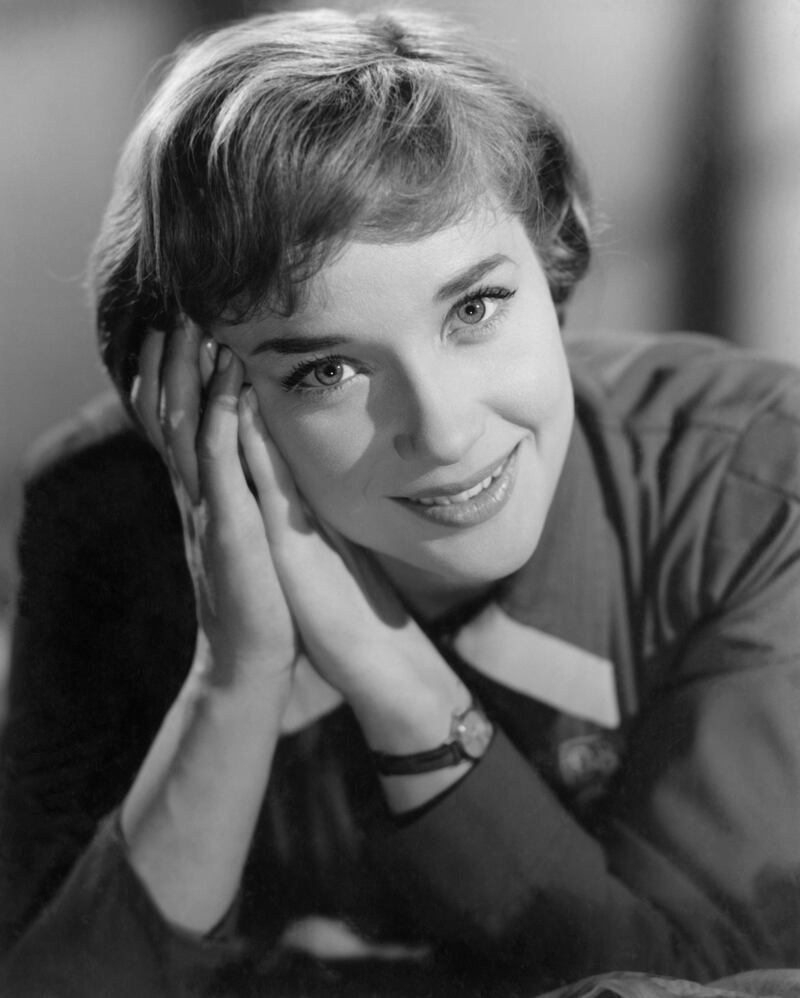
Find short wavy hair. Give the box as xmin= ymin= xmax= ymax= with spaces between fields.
xmin=89 ymin=7 xmax=592 ymax=402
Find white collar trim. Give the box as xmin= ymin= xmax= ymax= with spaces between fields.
xmin=280 ymin=604 xmax=620 ymax=735
xmin=454 ymin=602 xmax=620 ymax=728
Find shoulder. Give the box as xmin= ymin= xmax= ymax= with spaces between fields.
xmin=11 ymin=395 xmax=193 ymax=725
xmin=23 ymin=391 xmax=165 ymax=500
xmin=17 ymin=393 xmax=185 ymax=619
xmin=566 ymin=329 xmax=800 ymax=504
xmin=566 ymin=332 xmax=800 ymax=654
xmin=20 ymin=393 xmax=176 ymax=548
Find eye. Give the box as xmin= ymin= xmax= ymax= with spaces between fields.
xmin=455 ymin=298 xmax=488 ymax=325
xmin=310 ymin=358 xmax=346 ymax=387
xmin=451 ymin=286 xmax=515 ymax=329
xmin=280 ymin=355 xmax=360 ymax=393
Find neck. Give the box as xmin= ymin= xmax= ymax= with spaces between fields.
xmin=376 ymin=553 xmax=495 ymax=624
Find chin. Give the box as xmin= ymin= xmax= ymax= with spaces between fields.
xmin=418 ymin=520 xmax=543 ymax=587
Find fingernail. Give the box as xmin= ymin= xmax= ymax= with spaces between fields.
xmin=203 ymin=337 xmax=218 ymax=358
xmin=242 ymin=385 xmax=257 ymax=410
xmin=217 ymin=346 xmax=232 ymax=371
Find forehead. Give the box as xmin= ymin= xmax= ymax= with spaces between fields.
xmin=297 ymin=208 xmax=526 ymax=318
xmin=214 ymin=208 xmax=532 ymax=350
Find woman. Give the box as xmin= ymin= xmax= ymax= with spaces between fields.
xmin=1 ymin=8 xmax=799 ymax=997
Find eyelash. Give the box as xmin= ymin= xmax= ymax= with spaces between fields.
xmin=279 ymin=284 xmax=517 ymax=396
xmin=451 ymin=285 xmax=515 ymax=329
xmin=279 ymin=355 xmax=359 ymax=395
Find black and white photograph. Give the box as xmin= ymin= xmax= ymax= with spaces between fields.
xmin=1 ymin=2 xmax=800 ymax=995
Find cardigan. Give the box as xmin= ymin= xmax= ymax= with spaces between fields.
xmin=1 ymin=330 xmax=800 ymax=997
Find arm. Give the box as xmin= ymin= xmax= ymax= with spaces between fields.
xmin=0 ymin=433 xmax=221 ymax=996
xmin=120 ymin=332 xmax=295 ymax=933
xmin=236 ymin=399 xmax=475 ymax=815
xmin=1 ymin=329 xmax=299 ymax=995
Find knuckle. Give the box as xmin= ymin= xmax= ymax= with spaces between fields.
xmin=197 ymin=430 xmax=229 ymax=466
xmin=166 ymin=406 xmax=192 ymax=443
xmin=196 ymin=435 xmax=222 ymax=463
xmin=197 ymin=395 xmax=239 ymax=460
xmin=159 ymin=416 xmax=173 ymax=447
xmin=210 ymin=391 xmax=239 ymax=415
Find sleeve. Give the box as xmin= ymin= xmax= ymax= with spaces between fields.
xmin=0 ymin=434 xmax=244 ymax=996
xmin=365 ymin=400 xmax=800 ymax=988
xmin=0 ymin=814 xmax=245 ymax=998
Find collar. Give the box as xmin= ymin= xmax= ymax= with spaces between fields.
xmin=495 ymin=407 xmax=610 ymax=651
xmin=453 ymin=415 xmax=620 ymax=728
xmin=281 ymin=410 xmax=621 ymax=735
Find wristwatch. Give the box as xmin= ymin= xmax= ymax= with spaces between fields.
xmin=372 ymin=700 xmax=494 ymax=776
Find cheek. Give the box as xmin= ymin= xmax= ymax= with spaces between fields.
xmin=494 ymin=315 xmax=570 ymax=427
xmin=252 ymin=387 xmax=375 ymax=505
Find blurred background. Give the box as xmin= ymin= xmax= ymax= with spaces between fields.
xmin=2 ymin=0 xmax=800 ymax=705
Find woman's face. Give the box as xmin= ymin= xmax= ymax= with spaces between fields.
xmin=214 ymin=206 xmax=574 ymax=602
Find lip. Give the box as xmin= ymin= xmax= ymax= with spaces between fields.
xmin=392 ymin=443 xmax=521 ymax=528
xmin=400 ymin=449 xmax=517 ymax=501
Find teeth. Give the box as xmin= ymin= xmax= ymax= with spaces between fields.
xmin=413 ymin=462 xmax=505 ymax=506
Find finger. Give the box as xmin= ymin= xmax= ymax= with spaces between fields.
xmin=131 ymin=329 xmax=167 ymax=455
xmin=162 ymin=319 xmax=203 ymax=504
xmin=238 ymin=393 xmax=403 ymax=634
xmin=196 ymin=346 xmax=248 ymax=511
xmin=132 ymin=332 xmax=200 ymax=565
xmin=238 ymin=387 xmax=314 ymax=541
xmin=199 ymin=336 xmax=218 ymax=392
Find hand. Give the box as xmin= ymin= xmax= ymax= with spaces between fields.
xmin=131 ymin=322 xmax=298 ymax=689
xmin=123 ymin=323 xmax=300 ymax=929
xmin=236 ymin=393 xmax=469 ymax=754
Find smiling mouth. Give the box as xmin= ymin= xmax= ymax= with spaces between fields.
xmin=393 ymin=444 xmax=521 ymax=528
xmin=410 ymin=457 xmax=510 ymax=506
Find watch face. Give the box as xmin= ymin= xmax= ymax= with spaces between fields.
xmin=456 ymin=709 xmax=494 ymax=759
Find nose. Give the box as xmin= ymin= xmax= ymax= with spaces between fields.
xmin=391 ymin=364 xmax=485 ymax=464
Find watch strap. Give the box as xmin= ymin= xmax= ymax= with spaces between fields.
xmin=371 ymin=699 xmax=492 ymax=776
xmin=372 ymin=740 xmax=466 ymax=776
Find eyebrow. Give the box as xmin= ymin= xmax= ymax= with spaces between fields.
xmin=250 ymin=252 xmax=512 ymax=356
xmin=434 ymin=253 xmax=512 ymax=302
xmin=251 ymin=334 xmax=347 ymax=357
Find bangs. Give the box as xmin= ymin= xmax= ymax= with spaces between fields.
xmin=141 ymin=56 xmax=536 ymax=325
xmin=92 ymin=8 xmax=591 ymax=404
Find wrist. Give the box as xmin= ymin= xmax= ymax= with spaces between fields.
xmin=193 ymin=630 xmax=295 ymax=701
xmin=348 ymin=668 xmax=470 ymax=755
xmin=186 ymin=654 xmax=293 ymax=728
xmin=379 ymin=759 xmax=473 ymax=814
xmin=372 ymin=698 xmax=493 ymax=775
